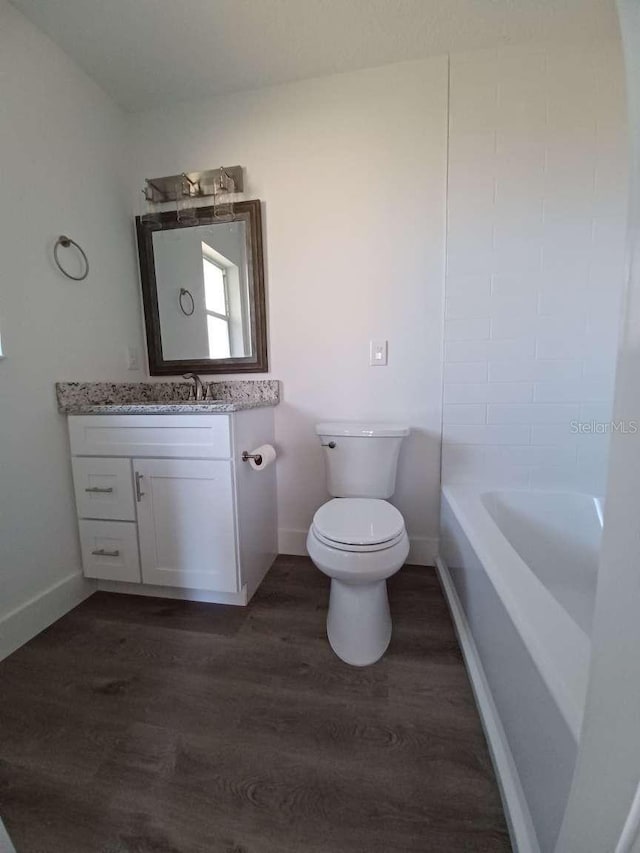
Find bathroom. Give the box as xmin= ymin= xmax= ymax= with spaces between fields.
xmin=1 ymin=0 xmax=640 ymax=851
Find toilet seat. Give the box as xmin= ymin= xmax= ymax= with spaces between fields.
xmin=312 ymin=498 xmax=406 ymax=552
xmin=311 ymin=526 xmax=406 ymax=553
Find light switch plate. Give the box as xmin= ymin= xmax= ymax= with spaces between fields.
xmin=126 ymin=346 xmax=140 ymax=371
xmin=369 ymin=339 xmax=388 ymax=366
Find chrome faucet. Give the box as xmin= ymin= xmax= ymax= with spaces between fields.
xmin=183 ymin=372 xmax=205 ymax=401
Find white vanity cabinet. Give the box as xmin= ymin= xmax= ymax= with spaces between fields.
xmin=67 ymin=410 xmax=277 ymax=604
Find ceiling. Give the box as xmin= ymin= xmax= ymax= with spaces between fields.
xmin=10 ymin=0 xmax=619 ymax=112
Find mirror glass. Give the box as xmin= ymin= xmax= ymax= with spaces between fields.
xmin=153 ymin=221 xmax=252 ymax=361
xmin=136 ymin=200 xmax=268 ymax=375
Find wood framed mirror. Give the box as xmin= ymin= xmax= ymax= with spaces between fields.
xmin=136 ymin=199 xmax=268 ymax=375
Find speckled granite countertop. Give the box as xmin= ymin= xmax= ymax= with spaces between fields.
xmin=56 ymin=380 xmax=279 ymax=415
xmin=60 ymin=401 xmax=270 ymax=414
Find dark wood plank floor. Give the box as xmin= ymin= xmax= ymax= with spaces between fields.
xmin=0 ymin=557 xmax=511 ymax=853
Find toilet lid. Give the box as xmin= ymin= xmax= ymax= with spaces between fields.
xmin=312 ymin=498 xmax=405 ymax=546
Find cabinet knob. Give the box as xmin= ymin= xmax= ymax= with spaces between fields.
xmin=85 ymin=486 xmax=114 ymax=494
xmin=91 ymin=549 xmax=120 ymax=558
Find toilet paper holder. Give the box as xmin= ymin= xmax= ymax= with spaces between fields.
xmin=241 ymin=450 xmax=263 ymax=465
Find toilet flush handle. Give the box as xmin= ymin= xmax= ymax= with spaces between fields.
xmin=321 ymin=441 xmax=336 ymax=449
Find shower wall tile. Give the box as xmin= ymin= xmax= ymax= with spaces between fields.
xmin=444 ymin=382 xmax=533 ymax=405
xmin=487 ymin=403 xmax=580 ymax=425
xmin=488 ymin=359 xmax=582 ymax=383
xmin=444 ymin=362 xmax=488 ymax=383
xmin=444 ymin=318 xmax=491 ymax=341
xmin=487 ymin=338 xmax=536 ymax=361
xmin=442 ymin=41 xmax=628 ymax=494
xmin=443 ymin=405 xmax=487 ymax=425
xmin=443 ymin=424 xmax=531 ymax=446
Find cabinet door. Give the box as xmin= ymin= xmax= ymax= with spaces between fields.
xmin=134 ymin=458 xmax=238 ymax=592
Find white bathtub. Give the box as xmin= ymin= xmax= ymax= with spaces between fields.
xmin=437 ymin=486 xmax=601 ymax=853
xmin=482 ymin=490 xmax=601 ymax=637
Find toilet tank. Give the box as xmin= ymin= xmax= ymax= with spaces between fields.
xmin=316 ymin=422 xmax=409 ymax=499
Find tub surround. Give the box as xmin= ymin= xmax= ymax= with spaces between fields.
xmin=55 ymin=379 xmax=279 ymax=414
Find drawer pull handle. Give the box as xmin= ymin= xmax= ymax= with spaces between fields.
xmin=85 ymin=486 xmax=114 ymax=494
xmin=135 ymin=471 xmax=145 ymax=502
xmin=91 ymin=549 xmax=120 ymax=557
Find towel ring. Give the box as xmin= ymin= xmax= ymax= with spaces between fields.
xmin=179 ymin=287 xmax=195 ymax=316
xmin=54 ymin=235 xmax=89 ymax=281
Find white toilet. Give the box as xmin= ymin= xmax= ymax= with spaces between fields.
xmin=306 ymin=422 xmax=410 ymax=666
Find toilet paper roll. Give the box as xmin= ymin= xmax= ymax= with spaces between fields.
xmin=248 ymin=443 xmax=276 ymax=471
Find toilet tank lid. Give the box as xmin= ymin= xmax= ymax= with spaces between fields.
xmin=315 ymin=422 xmax=409 ymax=437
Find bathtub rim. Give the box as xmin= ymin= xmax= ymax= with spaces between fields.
xmin=440 ymin=484 xmax=592 ymax=742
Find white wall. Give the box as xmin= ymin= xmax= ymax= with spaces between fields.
xmin=129 ymin=59 xmax=449 ymax=564
xmin=555 ymin=3 xmax=640 ymax=850
xmin=442 ymin=42 xmax=628 ymax=495
xmin=0 ymin=1 xmax=144 ymax=653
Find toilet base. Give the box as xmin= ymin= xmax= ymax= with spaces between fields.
xmin=327 ymin=578 xmax=391 ymax=666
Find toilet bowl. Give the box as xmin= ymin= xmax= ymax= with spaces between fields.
xmin=306 ymin=422 xmax=410 ymax=666
xmin=307 ymin=498 xmax=409 ymax=665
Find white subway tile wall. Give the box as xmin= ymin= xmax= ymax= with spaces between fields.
xmin=442 ymin=43 xmax=628 ymax=494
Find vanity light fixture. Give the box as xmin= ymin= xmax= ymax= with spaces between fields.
xmin=140 ymin=181 xmax=163 ymax=225
xmin=140 ymin=167 xmax=243 ymax=225
xmin=175 ymin=175 xmax=199 ymax=226
xmin=212 ymin=166 xmax=235 ymax=221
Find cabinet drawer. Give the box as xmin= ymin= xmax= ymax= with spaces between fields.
xmin=72 ymin=457 xmax=135 ymax=520
xmin=79 ymin=520 xmax=140 ymax=582
xmin=68 ymin=414 xmax=231 ymax=459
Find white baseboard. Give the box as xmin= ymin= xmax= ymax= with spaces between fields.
xmin=278 ymin=528 xmax=438 ymax=567
xmin=436 ymin=556 xmax=540 ymax=853
xmin=0 ymin=571 xmax=94 ymax=662
xmin=278 ymin=528 xmax=309 ymax=557
xmin=408 ymin=536 xmax=438 ymax=566
xmin=97 ymin=579 xmax=249 ymax=606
